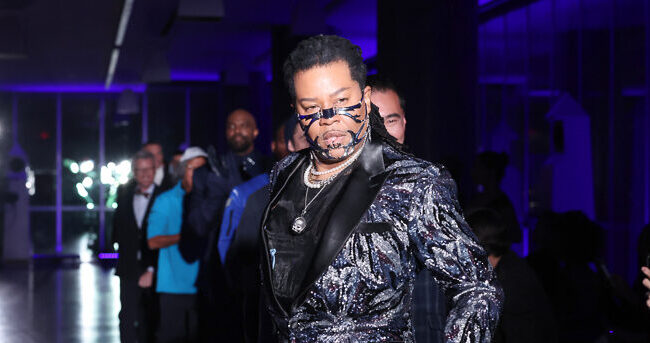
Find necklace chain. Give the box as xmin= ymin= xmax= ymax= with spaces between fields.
xmin=294 ymin=141 xmax=365 ymax=233
xmin=293 ymin=167 xmax=335 ymax=234
xmin=301 ymin=182 xmax=329 ymax=217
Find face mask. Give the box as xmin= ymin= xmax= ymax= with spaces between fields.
xmin=297 ymin=93 xmax=369 ymax=161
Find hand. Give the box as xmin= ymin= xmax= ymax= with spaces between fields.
xmin=138 ymin=270 xmax=154 ymax=288
xmin=182 ymin=166 xmax=195 ymax=192
xmin=182 ymin=157 xmax=207 ymax=192
xmin=642 ymin=266 xmax=650 ymax=308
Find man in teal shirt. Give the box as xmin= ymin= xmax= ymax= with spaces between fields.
xmin=147 ymin=147 xmax=207 ymax=343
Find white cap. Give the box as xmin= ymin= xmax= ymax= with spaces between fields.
xmin=180 ymin=146 xmax=208 ymax=163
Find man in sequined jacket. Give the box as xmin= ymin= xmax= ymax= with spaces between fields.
xmin=260 ymin=35 xmax=503 ymax=343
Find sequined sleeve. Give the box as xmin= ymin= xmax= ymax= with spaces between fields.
xmin=408 ymin=165 xmax=503 ymax=343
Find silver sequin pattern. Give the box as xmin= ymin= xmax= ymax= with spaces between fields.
xmin=266 ymin=144 xmax=504 ymax=343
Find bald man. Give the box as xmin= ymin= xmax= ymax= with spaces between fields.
xmin=182 ymin=108 xmax=271 ymax=342
xmin=226 ymin=109 xmax=259 ymax=156
xmin=221 ymin=108 xmax=270 ymax=184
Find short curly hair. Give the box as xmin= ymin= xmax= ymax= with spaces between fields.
xmin=283 ymin=35 xmax=367 ymax=101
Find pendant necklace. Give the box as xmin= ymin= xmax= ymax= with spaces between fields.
xmin=292 ymin=182 xmax=330 ymax=234
xmin=294 ymin=142 xmax=365 ymax=233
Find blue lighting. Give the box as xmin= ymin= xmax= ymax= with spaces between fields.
xmin=98 ymin=253 xmax=119 ymax=259
xmin=169 ymin=71 xmax=221 ymax=82
xmin=0 ymin=84 xmax=146 ymax=93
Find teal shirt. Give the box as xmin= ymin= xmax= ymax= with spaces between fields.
xmin=147 ymin=182 xmax=199 ymax=294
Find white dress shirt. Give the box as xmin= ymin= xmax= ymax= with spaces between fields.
xmin=133 ymin=183 xmax=155 ymax=229
xmin=154 ymin=166 xmax=164 ymax=186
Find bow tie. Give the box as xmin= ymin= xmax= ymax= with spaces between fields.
xmin=135 ymin=189 xmax=150 ymax=198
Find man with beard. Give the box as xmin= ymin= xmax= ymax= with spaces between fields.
xmin=216 ymin=114 xmax=310 ymax=343
xmin=221 ymin=109 xmax=271 ymax=185
xmin=260 ymin=35 xmax=502 ymax=342
xmin=180 ymin=108 xmax=270 ymax=342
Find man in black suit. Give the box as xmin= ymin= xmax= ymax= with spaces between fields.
xmin=113 ymin=150 xmax=162 ymax=343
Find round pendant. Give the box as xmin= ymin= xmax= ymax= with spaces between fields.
xmin=292 ymin=216 xmax=307 ymax=234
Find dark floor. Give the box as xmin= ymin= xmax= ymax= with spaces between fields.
xmin=0 ymin=260 xmax=120 ymax=343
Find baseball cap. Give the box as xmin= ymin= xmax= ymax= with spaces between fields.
xmin=180 ymin=146 xmax=208 ymax=163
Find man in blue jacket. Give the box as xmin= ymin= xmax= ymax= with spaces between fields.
xmin=215 ymin=115 xmax=309 ymax=343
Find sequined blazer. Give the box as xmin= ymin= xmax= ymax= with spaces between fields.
xmin=260 ymin=140 xmax=503 ymax=343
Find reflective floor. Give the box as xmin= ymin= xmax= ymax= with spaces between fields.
xmin=0 ymin=260 xmax=120 ymax=343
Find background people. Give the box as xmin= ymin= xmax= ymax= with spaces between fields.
xmin=368 ymin=73 xmax=445 ymax=343
xmin=112 ymin=150 xmax=162 ymax=343
xmin=468 ymin=151 xmax=522 ymax=244
xmin=467 ymin=208 xmax=557 ymax=343
xmin=367 ymin=74 xmax=407 ymax=145
xmin=216 ymin=115 xmax=309 ymax=342
xmin=181 ymin=109 xmax=271 ymax=342
xmin=147 ymin=147 xmax=208 ymax=343
xmin=142 ymin=142 xmax=175 ymax=191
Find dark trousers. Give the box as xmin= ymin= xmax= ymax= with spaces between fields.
xmin=119 ymin=279 xmax=157 ymax=343
xmin=158 ymin=293 xmax=198 ymax=343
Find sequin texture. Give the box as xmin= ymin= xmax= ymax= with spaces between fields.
xmin=263 ymin=143 xmax=503 ymax=343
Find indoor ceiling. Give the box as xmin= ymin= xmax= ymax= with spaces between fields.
xmin=0 ymin=0 xmax=377 ymax=88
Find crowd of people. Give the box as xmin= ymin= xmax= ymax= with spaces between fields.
xmin=110 ymin=34 xmax=650 ymax=343
xmin=112 ymin=108 xmax=310 ymax=342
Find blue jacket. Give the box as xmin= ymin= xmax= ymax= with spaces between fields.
xmin=217 ymin=173 xmax=269 ymax=263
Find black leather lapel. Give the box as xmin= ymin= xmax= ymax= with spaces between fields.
xmin=292 ymin=142 xmax=391 ymax=309
xmin=261 ymin=153 xmax=308 ymax=231
xmin=260 ymin=153 xmax=307 ymax=316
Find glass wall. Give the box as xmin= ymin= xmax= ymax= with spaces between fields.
xmin=478 ymin=0 xmax=649 ymax=280
xmin=1 ymin=81 xmax=265 ymax=258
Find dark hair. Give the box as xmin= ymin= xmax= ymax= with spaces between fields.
xmin=368 ymin=104 xmax=405 ymax=152
xmin=476 ymin=151 xmax=509 ymax=182
xmin=283 ymin=35 xmax=367 ymax=101
xmin=559 ymin=211 xmax=604 ymax=262
xmin=283 ymin=113 xmax=299 ymax=147
xmin=466 ymin=208 xmax=510 ymax=257
xmin=366 ymin=74 xmax=406 ymax=113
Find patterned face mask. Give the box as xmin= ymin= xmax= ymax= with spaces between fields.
xmin=296 ymin=93 xmax=369 ymax=161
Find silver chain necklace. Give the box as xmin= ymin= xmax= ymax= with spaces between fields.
xmin=291 ymin=182 xmax=331 ymax=234
xmin=294 ymin=141 xmax=365 ymax=233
